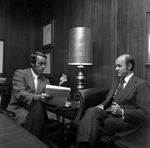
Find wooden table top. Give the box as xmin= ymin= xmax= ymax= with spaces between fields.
xmin=0 ymin=113 xmax=49 ymax=148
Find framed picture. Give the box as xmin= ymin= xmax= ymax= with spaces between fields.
xmin=0 ymin=39 xmax=5 ymax=75
xmin=146 ymin=12 xmax=150 ymax=64
xmin=43 ymin=49 xmax=53 ymax=77
xmin=43 ymin=19 xmax=54 ymax=48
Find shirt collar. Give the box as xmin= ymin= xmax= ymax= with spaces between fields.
xmin=30 ymin=68 xmax=39 ymax=79
xmin=124 ymin=72 xmax=134 ymax=84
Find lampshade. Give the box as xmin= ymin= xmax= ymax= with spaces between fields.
xmin=68 ymin=27 xmax=93 ymax=65
xmin=68 ymin=27 xmax=93 ymax=90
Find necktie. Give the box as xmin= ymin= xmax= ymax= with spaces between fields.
xmin=113 ymin=78 xmax=125 ymax=102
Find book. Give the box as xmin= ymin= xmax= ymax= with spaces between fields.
xmin=45 ymin=84 xmax=71 ymax=106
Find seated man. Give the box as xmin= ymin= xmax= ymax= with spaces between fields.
xmin=77 ymin=54 xmax=150 ymax=148
xmin=7 ymin=51 xmax=67 ymax=147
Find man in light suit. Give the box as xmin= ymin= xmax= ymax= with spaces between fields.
xmin=77 ymin=54 xmax=150 ymax=148
xmin=7 ymin=51 xmax=67 ymax=147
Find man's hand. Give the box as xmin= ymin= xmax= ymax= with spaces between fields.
xmin=34 ymin=93 xmax=53 ymax=103
xmin=40 ymin=93 xmax=53 ymax=103
xmin=59 ymin=74 xmax=67 ymax=86
xmin=111 ymin=102 xmax=123 ymax=116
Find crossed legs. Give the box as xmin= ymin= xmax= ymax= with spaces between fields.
xmin=77 ymin=107 xmax=108 ymax=148
xmin=24 ymin=101 xmax=50 ymax=146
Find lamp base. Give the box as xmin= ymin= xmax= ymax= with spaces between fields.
xmin=76 ymin=65 xmax=85 ymax=90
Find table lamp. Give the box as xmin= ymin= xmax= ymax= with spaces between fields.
xmin=68 ymin=27 xmax=93 ymax=90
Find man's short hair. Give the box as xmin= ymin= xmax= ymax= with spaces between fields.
xmin=125 ymin=55 xmax=135 ymax=70
xmin=30 ymin=51 xmax=47 ymax=66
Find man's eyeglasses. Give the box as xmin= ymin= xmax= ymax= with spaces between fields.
xmin=37 ymin=62 xmax=47 ymax=67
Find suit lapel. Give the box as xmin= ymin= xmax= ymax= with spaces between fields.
xmin=108 ymin=79 xmax=120 ymax=99
xmin=36 ymin=75 xmax=46 ymax=94
xmin=118 ymin=76 xmax=138 ymax=104
xmin=26 ymin=68 xmax=48 ymax=94
xmin=103 ymin=79 xmax=120 ymax=105
xmin=26 ymin=68 xmax=35 ymax=91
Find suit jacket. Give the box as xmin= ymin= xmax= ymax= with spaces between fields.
xmin=7 ymin=68 xmax=49 ymax=125
xmin=101 ymin=75 xmax=150 ymax=136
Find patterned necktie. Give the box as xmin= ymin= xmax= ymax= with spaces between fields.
xmin=113 ymin=78 xmax=125 ymax=102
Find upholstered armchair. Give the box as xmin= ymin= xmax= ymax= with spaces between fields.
xmin=0 ymin=91 xmax=60 ymax=141
xmin=68 ymin=87 xmax=150 ymax=148
xmin=68 ymin=87 xmax=109 ymax=145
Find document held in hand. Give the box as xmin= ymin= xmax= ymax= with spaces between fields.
xmin=45 ymin=84 xmax=71 ymax=106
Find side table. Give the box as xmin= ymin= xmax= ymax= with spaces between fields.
xmin=46 ymin=101 xmax=79 ymax=148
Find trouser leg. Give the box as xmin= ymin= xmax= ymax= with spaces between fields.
xmin=24 ymin=101 xmax=50 ymax=146
xmin=100 ymin=115 xmax=133 ymax=148
xmin=100 ymin=116 xmax=117 ymax=148
xmin=77 ymin=107 xmax=108 ymax=147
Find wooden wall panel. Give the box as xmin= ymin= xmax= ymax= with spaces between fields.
xmin=1 ymin=0 xmax=149 ymax=93
xmin=49 ymin=0 xmax=70 ymax=86
xmin=45 ymin=0 xmax=119 ymax=93
xmin=117 ymin=0 xmax=128 ymax=55
xmin=47 ymin=0 xmax=150 ymax=93
xmin=97 ymin=0 xmax=117 ymax=87
xmin=0 ymin=0 xmax=42 ymax=83
xmin=144 ymin=0 xmax=150 ymax=82
xmin=127 ymin=0 xmax=146 ymax=78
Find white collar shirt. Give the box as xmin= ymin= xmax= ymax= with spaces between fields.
xmin=114 ymin=72 xmax=134 ymax=96
xmin=31 ymin=68 xmax=39 ymax=91
xmin=123 ymin=72 xmax=134 ymax=88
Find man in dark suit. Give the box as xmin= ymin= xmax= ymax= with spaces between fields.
xmin=7 ymin=51 xmax=67 ymax=147
xmin=77 ymin=54 xmax=150 ymax=148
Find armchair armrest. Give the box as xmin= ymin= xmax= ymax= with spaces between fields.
xmin=0 ymin=108 xmax=15 ymax=119
xmin=0 ymin=93 xmax=15 ymax=119
xmin=73 ymin=87 xmax=109 ymax=120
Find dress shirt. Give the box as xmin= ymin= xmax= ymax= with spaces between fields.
xmin=31 ymin=69 xmax=39 ymax=92
xmin=123 ymin=72 xmax=134 ymax=88
xmin=113 ymin=72 xmax=134 ymax=97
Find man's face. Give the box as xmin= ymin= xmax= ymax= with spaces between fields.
xmin=31 ymin=55 xmax=47 ymax=75
xmin=115 ymin=56 xmax=131 ymax=77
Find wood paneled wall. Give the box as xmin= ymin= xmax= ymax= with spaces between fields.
xmin=48 ymin=0 xmax=150 ymax=93
xmin=1 ymin=0 xmax=150 ymax=94
xmin=48 ymin=0 xmax=118 ymax=93
xmin=0 ymin=0 xmax=42 ymax=83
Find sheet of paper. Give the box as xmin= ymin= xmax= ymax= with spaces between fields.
xmin=45 ymin=85 xmax=71 ymax=106
xmin=46 ymin=85 xmax=71 ymax=97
